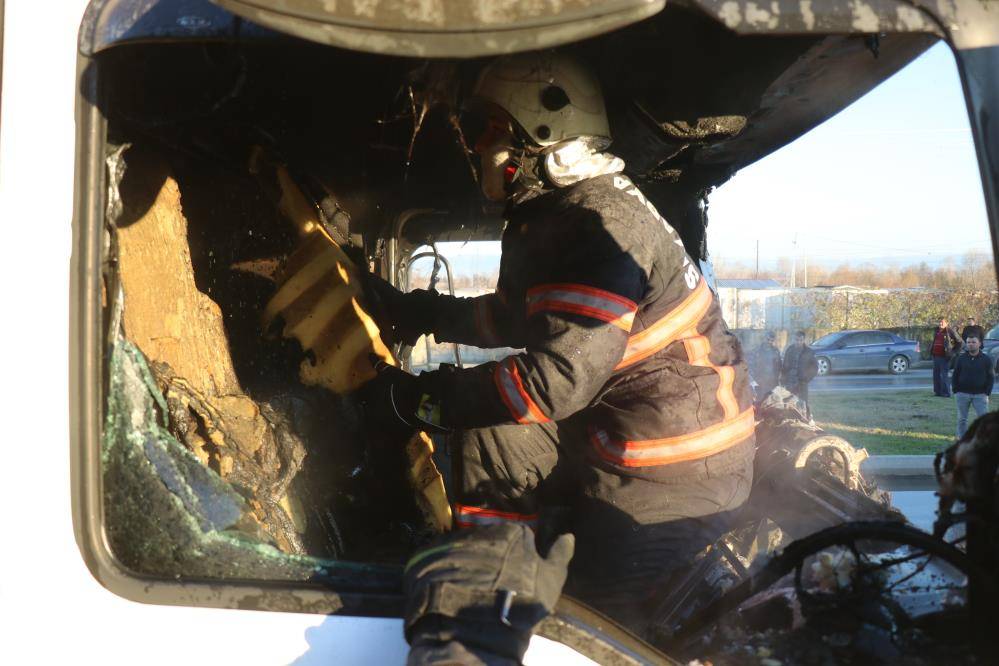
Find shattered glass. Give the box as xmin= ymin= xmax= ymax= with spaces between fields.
xmin=102 ymin=336 xmax=397 ymax=584
xmin=99 ymin=121 xmax=439 ymax=579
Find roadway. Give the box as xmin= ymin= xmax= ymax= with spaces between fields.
xmin=810 ymin=367 xmax=997 ymax=394
xmin=811 ymin=368 xmax=934 ymax=393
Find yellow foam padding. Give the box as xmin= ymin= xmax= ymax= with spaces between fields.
xmin=265 ymin=236 xmax=391 ymax=393
xmin=406 ymin=432 xmax=452 ymax=534
xmin=262 ymin=163 xmax=452 ymax=532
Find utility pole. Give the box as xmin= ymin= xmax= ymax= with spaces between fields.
xmin=755 ymin=240 xmax=760 ymax=279
xmin=791 ymin=234 xmax=797 ymax=289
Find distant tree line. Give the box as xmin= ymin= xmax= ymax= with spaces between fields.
xmin=784 ymin=289 xmax=999 ymax=332
xmin=410 ymin=270 xmax=498 ymax=290
xmin=716 ymin=251 xmax=996 ymax=291
xmin=410 ymin=252 xmax=998 ymax=330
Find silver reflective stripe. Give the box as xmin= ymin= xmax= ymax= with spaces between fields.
xmin=495 ymin=362 xmax=544 ymax=424
xmin=527 ymin=287 xmax=636 ymax=320
xmin=526 ymin=284 xmax=637 ymax=331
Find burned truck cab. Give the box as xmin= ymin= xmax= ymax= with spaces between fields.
xmin=71 ymin=0 xmax=999 ymax=662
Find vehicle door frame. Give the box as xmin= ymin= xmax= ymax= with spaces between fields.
xmin=829 ymin=332 xmax=862 ymax=371
xmin=849 ymin=332 xmax=880 ymax=371
xmin=68 ymin=16 xmax=673 ymax=663
xmin=68 ymin=0 xmax=999 ymax=660
xmin=868 ymin=331 xmax=899 ymax=371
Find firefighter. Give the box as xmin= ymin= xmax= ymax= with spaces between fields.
xmin=363 ymin=51 xmax=755 ymax=636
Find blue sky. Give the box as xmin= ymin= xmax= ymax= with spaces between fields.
xmin=708 ymin=41 xmax=990 ymax=268
xmin=435 ymin=41 xmax=990 ymax=273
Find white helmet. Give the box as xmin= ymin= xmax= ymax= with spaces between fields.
xmin=469 ymin=51 xmax=611 ymax=150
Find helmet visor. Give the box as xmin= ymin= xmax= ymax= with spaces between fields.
xmin=460 ymin=100 xmax=517 ymax=153
xmin=472 ymin=117 xmax=515 ymax=153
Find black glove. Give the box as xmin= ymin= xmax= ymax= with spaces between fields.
xmin=403 ymin=523 xmax=574 ymax=665
xmin=360 ymin=273 xmax=441 ymax=347
xmin=360 ymin=356 xmax=450 ymax=440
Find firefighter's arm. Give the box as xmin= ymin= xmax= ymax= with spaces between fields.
xmin=362 ymin=272 xmax=518 ymax=348
xmin=434 ymin=259 xmax=644 ymax=429
xmin=429 ymin=290 xmax=522 ymax=349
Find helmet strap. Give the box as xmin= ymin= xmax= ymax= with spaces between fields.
xmin=504 ymin=146 xmax=548 ymax=201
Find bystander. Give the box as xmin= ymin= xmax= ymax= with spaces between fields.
xmin=749 ymin=331 xmax=782 ymax=404
xmin=952 ymin=334 xmax=994 ymax=438
xmin=961 ymin=317 xmax=985 ymax=344
xmin=781 ymin=331 xmax=817 ymax=416
xmin=931 ymin=318 xmax=962 ymax=397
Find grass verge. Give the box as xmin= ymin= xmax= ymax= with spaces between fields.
xmin=809 ymin=390 xmax=981 ymax=455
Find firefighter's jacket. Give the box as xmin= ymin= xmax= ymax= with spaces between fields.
xmin=425 ymin=173 xmax=755 ymax=483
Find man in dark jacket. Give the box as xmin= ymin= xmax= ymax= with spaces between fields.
xmin=781 ymin=330 xmax=817 ymax=415
xmin=961 ymin=317 xmax=985 ymax=344
xmin=364 ymin=51 xmax=754 ymax=636
xmin=931 ymin=318 xmax=963 ymax=397
xmin=749 ymin=330 xmax=782 ymax=403
xmin=952 ymin=334 xmax=994 ymax=438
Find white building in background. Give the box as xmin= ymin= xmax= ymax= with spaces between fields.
xmin=716 ymin=280 xmax=893 ymax=330
xmin=715 ymin=279 xmax=786 ymax=329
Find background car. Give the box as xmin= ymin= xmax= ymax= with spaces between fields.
xmin=982 ymin=325 xmax=999 ymax=371
xmin=810 ymin=330 xmax=920 ymax=375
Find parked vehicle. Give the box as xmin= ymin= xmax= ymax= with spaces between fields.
xmin=983 ymin=325 xmax=999 ymax=371
xmin=810 ymin=330 xmax=920 ymax=376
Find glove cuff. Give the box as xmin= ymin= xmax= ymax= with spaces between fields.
xmin=406 ymin=638 xmax=521 ymax=666
xmin=404 ymin=581 xmax=547 ymax=641
xmin=410 ymin=366 xmax=459 ymax=431
xmin=407 ymin=615 xmax=532 ymax=664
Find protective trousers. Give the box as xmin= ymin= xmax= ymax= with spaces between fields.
xmin=451 ymin=421 xmax=752 ymax=637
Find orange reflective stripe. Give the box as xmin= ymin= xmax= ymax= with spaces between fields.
xmin=591 ymin=407 xmax=755 ymax=467
xmin=682 ymin=330 xmax=740 ymax=419
xmin=681 ymin=333 xmax=711 ymax=364
xmin=454 ymin=503 xmax=538 ymax=529
xmin=527 ymin=283 xmax=637 ymax=332
xmin=493 ymin=358 xmax=550 ymax=425
xmin=714 ymin=365 xmax=738 ymax=418
xmin=615 ymin=279 xmax=712 ymax=369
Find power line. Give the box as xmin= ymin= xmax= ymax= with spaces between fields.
xmin=797 ymin=232 xmax=988 ymax=255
